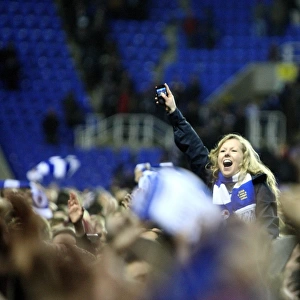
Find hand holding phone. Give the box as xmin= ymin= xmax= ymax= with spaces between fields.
xmin=155 ymin=83 xmax=177 ymax=113
xmin=155 ymin=84 xmax=168 ymax=106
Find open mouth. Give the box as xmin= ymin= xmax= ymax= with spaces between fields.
xmin=223 ymin=159 xmax=233 ymax=167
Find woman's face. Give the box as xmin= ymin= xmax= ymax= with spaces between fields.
xmin=217 ymin=138 xmax=244 ymax=177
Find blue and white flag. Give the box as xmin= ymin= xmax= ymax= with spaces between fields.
xmin=135 ymin=162 xmax=174 ymax=173
xmin=135 ymin=162 xmax=174 ymax=190
xmin=26 ymin=155 xmax=80 ymax=183
xmin=131 ymin=167 xmax=221 ymax=244
xmin=150 ymin=162 xmax=174 ymax=170
xmin=0 ymin=179 xmax=53 ymax=219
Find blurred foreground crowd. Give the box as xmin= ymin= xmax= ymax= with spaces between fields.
xmin=0 ymin=163 xmax=299 ymax=300
xmin=1 ymin=1 xmax=300 ymax=299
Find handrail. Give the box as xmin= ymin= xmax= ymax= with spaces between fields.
xmin=74 ymin=113 xmax=174 ymax=149
xmin=281 ymin=41 xmax=300 ymax=62
xmin=247 ymin=110 xmax=286 ymax=153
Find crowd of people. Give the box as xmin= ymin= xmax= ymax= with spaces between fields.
xmin=0 ymin=82 xmax=300 ymax=299
xmin=182 ymin=6 xmax=220 ymax=49
xmin=2 ymin=1 xmax=300 ymax=298
xmin=252 ymin=0 xmax=300 ymax=37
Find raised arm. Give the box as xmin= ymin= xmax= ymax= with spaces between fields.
xmin=68 ymin=191 xmax=85 ymax=237
xmin=157 ymin=83 xmax=210 ymax=183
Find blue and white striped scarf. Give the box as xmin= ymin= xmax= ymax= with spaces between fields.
xmin=213 ymin=172 xmax=256 ymax=222
xmin=0 ymin=179 xmax=53 ymax=219
xmin=26 ymin=155 xmax=80 ymax=183
xmin=0 ymin=179 xmax=30 ymax=189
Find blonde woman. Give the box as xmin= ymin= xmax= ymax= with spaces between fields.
xmin=156 ymin=83 xmax=279 ymax=239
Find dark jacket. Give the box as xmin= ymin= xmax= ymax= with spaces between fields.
xmin=168 ymin=108 xmax=279 ymax=238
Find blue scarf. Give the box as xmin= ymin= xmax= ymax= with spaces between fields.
xmin=213 ymin=172 xmax=256 ymax=222
xmin=0 ymin=179 xmax=30 ymax=189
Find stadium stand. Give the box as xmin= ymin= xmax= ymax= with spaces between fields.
xmin=1 ymin=0 xmax=299 ymax=190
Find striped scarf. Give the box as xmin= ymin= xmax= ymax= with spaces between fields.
xmin=0 ymin=179 xmax=53 ymax=219
xmin=26 ymin=155 xmax=80 ymax=182
xmin=213 ymin=172 xmax=256 ymax=222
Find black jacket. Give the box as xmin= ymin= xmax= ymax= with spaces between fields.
xmin=168 ymin=108 xmax=279 ymax=239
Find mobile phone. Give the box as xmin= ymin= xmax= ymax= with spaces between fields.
xmin=155 ymin=84 xmax=168 ymax=106
xmin=86 ymin=233 xmax=101 ymax=243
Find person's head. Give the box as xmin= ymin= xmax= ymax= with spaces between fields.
xmin=0 ymin=186 xmax=32 ymax=205
xmin=209 ymin=134 xmax=279 ymax=197
xmin=0 ymin=181 xmax=53 ymax=219
xmin=96 ymin=189 xmax=118 ymax=217
xmin=52 ymin=225 xmax=76 ymax=246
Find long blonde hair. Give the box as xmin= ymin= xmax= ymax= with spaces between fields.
xmin=208 ymin=134 xmax=280 ymax=199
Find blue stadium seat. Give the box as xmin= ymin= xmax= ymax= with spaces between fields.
xmin=1 ymin=0 xmax=298 ymax=190
xmin=0 ymin=0 xmax=89 ymax=169
xmin=136 ymin=147 xmax=163 ymax=165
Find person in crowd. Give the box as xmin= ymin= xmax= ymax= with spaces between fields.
xmin=0 ymin=167 xmax=284 ymax=299
xmin=129 ymin=166 xmax=273 ymax=300
xmin=155 ymin=83 xmax=280 ymax=239
xmin=252 ymin=0 xmax=268 ymax=37
xmin=68 ymin=190 xmax=103 ymax=255
xmin=269 ymin=184 xmax=300 ymax=299
xmin=0 ymin=191 xmax=96 ymax=299
xmin=62 ymin=91 xmax=86 ymax=129
xmin=0 ymin=40 xmax=21 ymax=90
xmin=269 ymin=0 xmax=289 ymax=36
xmin=0 ymin=179 xmax=53 ymax=220
xmin=182 ymin=9 xmax=200 ymax=48
xmin=183 ymin=73 xmax=203 ymax=105
xmin=42 ymin=107 xmax=60 ymax=145
xmin=267 ymin=41 xmax=281 ymax=62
